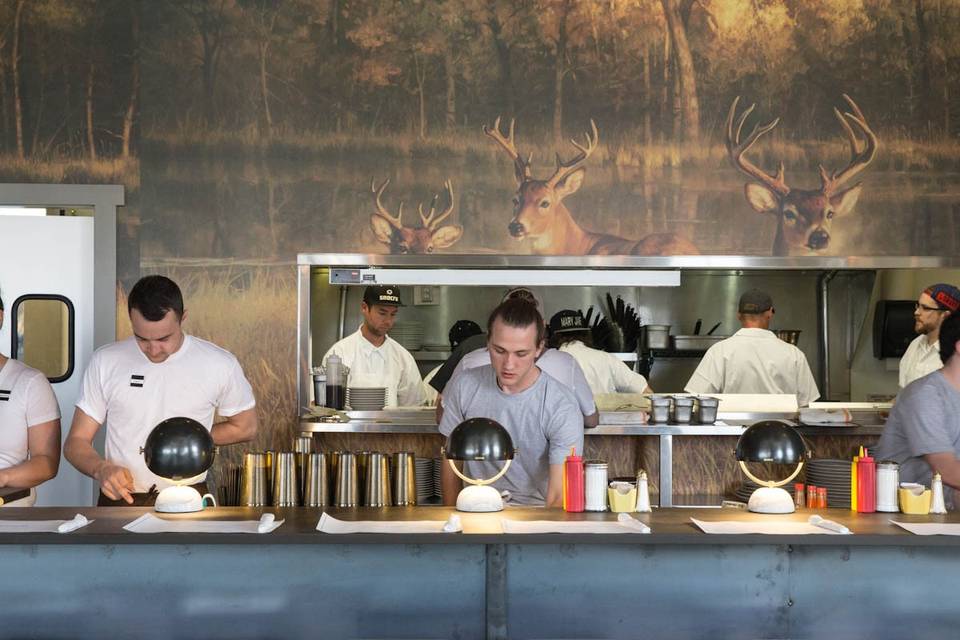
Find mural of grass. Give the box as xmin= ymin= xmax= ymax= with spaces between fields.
xmin=0 ymin=155 xmax=139 ymax=187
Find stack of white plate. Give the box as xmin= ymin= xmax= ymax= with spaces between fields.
xmin=415 ymin=457 xmax=434 ymax=503
xmin=346 ymin=387 xmax=386 ymax=411
xmin=804 ymin=458 xmax=852 ymax=508
xmin=390 ymin=321 xmax=424 ymax=352
xmin=432 ymin=458 xmax=443 ymax=498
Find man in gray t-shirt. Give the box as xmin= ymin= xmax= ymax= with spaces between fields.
xmin=876 ymin=313 xmax=960 ymax=509
xmin=438 ymin=297 xmax=583 ymax=507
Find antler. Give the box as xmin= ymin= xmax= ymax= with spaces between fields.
xmin=546 ymin=119 xmax=599 ymax=189
xmin=418 ymin=179 xmax=455 ymax=231
xmin=483 ymin=116 xmax=532 ymax=183
xmin=725 ymin=96 xmax=789 ymax=197
xmin=819 ymin=94 xmax=878 ymax=194
xmin=371 ymin=178 xmax=404 ymax=230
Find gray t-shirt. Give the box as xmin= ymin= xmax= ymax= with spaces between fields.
xmin=875 ymin=371 xmax=960 ymax=509
xmin=438 ymin=365 xmax=584 ymax=505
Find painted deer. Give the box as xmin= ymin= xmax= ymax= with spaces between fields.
xmin=483 ymin=117 xmax=698 ymax=255
xmin=726 ymin=94 xmax=878 ymax=256
xmin=370 ymin=178 xmax=463 ymax=254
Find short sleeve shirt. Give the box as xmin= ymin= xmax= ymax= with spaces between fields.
xmin=875 ymin=371 xmax=960 ymax=508
xmin=559 ymin=340 xmax=649 ymax=394
xmin=448 ymin=347 xmax=596 ymax=417
xmin=899 ymin=334 xmax=942 ymax=389
xmin=322 ymin=328 xmax=423 ymax=407
xmin=684 ymin=328 xmax=820 ymax=407
xmin=0 ymin=359 xmax=61 ymax=470
xmin=76 ymin=335 xmax=256 ymax=492
xmin=438 ymin=365 xmax=583 ymax=505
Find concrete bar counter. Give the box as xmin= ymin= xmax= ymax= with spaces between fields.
xmin=0 ymin=506 xmax=953 ymax=639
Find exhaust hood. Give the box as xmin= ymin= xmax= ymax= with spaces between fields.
xmin=329 ymin=267 xmax=680 ymax=287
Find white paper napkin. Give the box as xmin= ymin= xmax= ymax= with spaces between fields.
xmin=691 ymin=518 xmax=847 ymax=535
xmin=500 ymin=515 xmax=650 ymax=534
xmin=316 ymin=512 xmax=455 ymax=534
xmin=123 ymin=513 xmax=284 ymax=534
xmin=891 ymin=521 xmax=960 ymax=536
xmin=0 ymin=514 xmax=93 ymax=534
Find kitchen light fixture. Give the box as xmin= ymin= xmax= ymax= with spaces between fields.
xmin=141 ymin=417 xmax=217 ymax=513
xmin=735 ymin=420 xmax=810 ymax=514
xmin=442 ymin=417 xmax=516 ymax=513
xmin=330 ymin=268 xmax=680 ymax=287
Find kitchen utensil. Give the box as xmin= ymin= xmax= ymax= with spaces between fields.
xmin=774 ymin=329 xmax=802 ymax=345
xmin=294 ymin=435 xmax=313 ymax=497
xmin=364 ymin=453 xmax=392 ymax=507
xmin=304 ymin=452 xmax=329 ymax=507
xmin=334 ymin=452 xmax=358 ymax=507
xmin=312 ymin=367 xmax=326 ymax=406
xmin=672 ymin=396 xmax=694 ymax=423
xmin=356 ymin=451 xmax=372 ymax=503
xmin=650 ymin=395 xmax=671 ymax=423
xmin=324 ymin=354 xmax=347 ymax=410
xmin=693 ymin=319 xmax=702 ymax=335
xmin=272 ymin=452 xmax=299 ymax=507
xmin=707 ymin=322 xmax=722 ymax=335
xmin=240 ymin=453 xmax=268 ymax=507
xmin=644 ymin=325 xmax=671 ymax=350
xmin=392 ymin=452 xmax=417 ymax=506
xmin=695 ymin=396 xmax=719 ymax=424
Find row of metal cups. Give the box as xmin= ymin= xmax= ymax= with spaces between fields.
xmin=649 ymin=395 xmax=719 ymax=424
xmin=240 ymin=449 xmax=418 ymax=507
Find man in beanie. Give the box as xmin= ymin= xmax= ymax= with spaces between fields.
xmin=321 ymin=286 xmax=422 ymax=407
xmin=877 ymin=313 xmax=960 ymax=508
xmin=899 ymin=283 xmax=960 ymax=388
xmin=685 ymin=288 xmax=819 ymax=406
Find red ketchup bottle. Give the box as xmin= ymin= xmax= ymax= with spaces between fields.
xmin=856 ymin=450 xmax=876 ymax=513
xmin=564 ymin=448 xmax=585 ymax=512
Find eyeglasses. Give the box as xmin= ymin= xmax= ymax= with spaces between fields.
xmin=915 ymin=302 xmax=945 ymax=313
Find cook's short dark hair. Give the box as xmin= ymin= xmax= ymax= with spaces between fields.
xmin=128 ymin=275 xmax=184 ymax=322
xmin=549 ymin=329 xmax=592 ymax=350
xmin=940 ymin=313 xmax=960 ymax=365
xmin=487 ymin=298 xmax=545 ymax=346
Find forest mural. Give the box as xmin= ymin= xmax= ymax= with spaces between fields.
xmin=1 ymin=0 xmax=959 ymax=455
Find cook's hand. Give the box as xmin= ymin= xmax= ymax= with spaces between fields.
xmin=95 ymin=463 xmax=135 ymax=504
xmin=0 ymin=469 xmax=8 ymax=488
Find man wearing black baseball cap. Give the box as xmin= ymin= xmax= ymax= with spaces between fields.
xmin=321 ymin=286 xmax=423 ymax=407
xmin=548 ymin=309 xmax=652 ymax=395
xmin=900 ymin=283 xmax=960 ymax=388
xmin=685 ymin=288 xmax=819 ymax=406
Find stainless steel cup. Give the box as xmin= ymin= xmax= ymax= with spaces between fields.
xmin=364 ymin=452 xmax=392 ymax=507
xmin=304 ymin=452 xmax=330 ymax=507
xmin=392 ymin=451 xmax=417 ymax=506
xmin=264 ymin=450 xmax=276 ymax=503
xmin=356 ymin=451 xmax=372 ymax=503
xmin=240 ymin=453 xmax=268 ymax=507
xmin=273 ymin=451 xmax=299 ymax=507
xmin=294 ymin=435 xmax=313 ymax=500
xmin=329 ymin=451 xmax=343 ymax=504
xmin=334 ymin=452 xmax=358 ymax=507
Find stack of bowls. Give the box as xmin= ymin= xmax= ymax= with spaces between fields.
xmin=415 ymin=457 xmax=434 ymax=503
xmin=346 ymin=387 xmax=387 ymax=411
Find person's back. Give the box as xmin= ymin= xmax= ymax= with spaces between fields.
xmin=559 ymin=340 xmax=649 ymax=395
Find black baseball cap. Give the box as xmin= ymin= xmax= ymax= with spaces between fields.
xmin=549 ymin=309 xmax=588 ymax=334
xmin=363 ymin=285 xmax=404 ymax=307
xmin=738 ymin=289 xmax=773 ymax=314
xmin=449 ymin=320 xmax=482 ymax=349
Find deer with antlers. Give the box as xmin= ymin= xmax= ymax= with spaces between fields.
xmin=369 ymin=178 xmax=463 ymax=254
xmin=483 ymin=118 xmax=698 ymax=255
xmin=726 ymin=94 xmax=878 ymax=257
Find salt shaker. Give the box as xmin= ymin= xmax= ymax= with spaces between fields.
xmin=931 ymin=472 xmax=947 ymax=515
xmin=635 ymin=470 xmax=651 ymax=513
xmin=584 ymin=461 xmax=608 ymax=512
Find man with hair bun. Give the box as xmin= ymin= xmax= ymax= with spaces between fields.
xmin=65 ymin=275 xmax=258 ymax=506
xmin=439 ymin=297 xmax=583 ymax=507
xmin=900 ymin=283 xmax=960 ymax=389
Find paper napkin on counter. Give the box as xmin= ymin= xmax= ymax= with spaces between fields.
xmin=123 ymin=513 xmax=284 ymax=534
xmin=691 ymin=518 xmax=848 ymax=535
xmin=0 ymin=514 xmax=93 ymax=534
xmin=891 ymin=521 xmax=960 ymax=536
xmin=500 ymin=514 xmax=650 ymax=535
xmin=316 ymin=512 xmax=455 ymax=534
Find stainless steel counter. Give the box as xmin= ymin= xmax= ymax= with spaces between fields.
xmin=300 ymin=409 xmax=885 ymax=508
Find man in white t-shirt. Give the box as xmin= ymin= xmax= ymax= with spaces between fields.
xmin=65 ymin=276 xmax=257 ymax=505
xmin=899 ymin=283 xmax=959 ymax=389
xmin=548 ymin=309 xmax=652 ymax=395
xmin=0 ymin=290 xmax=61 ymax=506
xmin=321 ymin=286 xmax=422 ymax=408
xmin=685 ymin=289 xmax=819 ymax=406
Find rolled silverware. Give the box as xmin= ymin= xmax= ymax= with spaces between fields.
xmin=240 ymin=453 xmax=268 ymax=507
xmin=392 ymin=451 xmax=417 ymax=506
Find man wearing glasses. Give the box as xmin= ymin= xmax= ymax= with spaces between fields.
xmin=900 ymin=284 xmax=960 ymax=389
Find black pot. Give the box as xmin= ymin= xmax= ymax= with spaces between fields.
xmin=142 ymin=417 xmax=215 ymax=481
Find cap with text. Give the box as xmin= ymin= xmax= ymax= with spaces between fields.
xmin=549 ymin=309 xmax=588 ymax=334
xmin=363 ymin=285 xmax=404 ymax=307
xmin=738 ymin=289 xmax=774 ymax=314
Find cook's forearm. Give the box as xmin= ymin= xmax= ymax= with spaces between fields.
xmin=64 ymin=437 xmax=108 ymax=479
xmin=0 ymin=455 xmax=58 ymax=489
xmin=211 ymin=408 xmax=258 ymax=445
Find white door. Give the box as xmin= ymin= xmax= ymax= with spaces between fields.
xmin=0 ymin=215 xmax=95 ymax=505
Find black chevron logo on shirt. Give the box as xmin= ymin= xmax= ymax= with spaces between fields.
xmin=0 ymin=389 xmax=10 ymax=402
xmin=130 ymin=374 xmax=144 ymax=388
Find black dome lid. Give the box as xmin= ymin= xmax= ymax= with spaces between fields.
xmin=735 ymin=420 xmax=809 ymax=464
xmin=445 ymin=417 xmax=515 ymax=461
xmin=142 ymin=417 xmax=215 ymax=480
